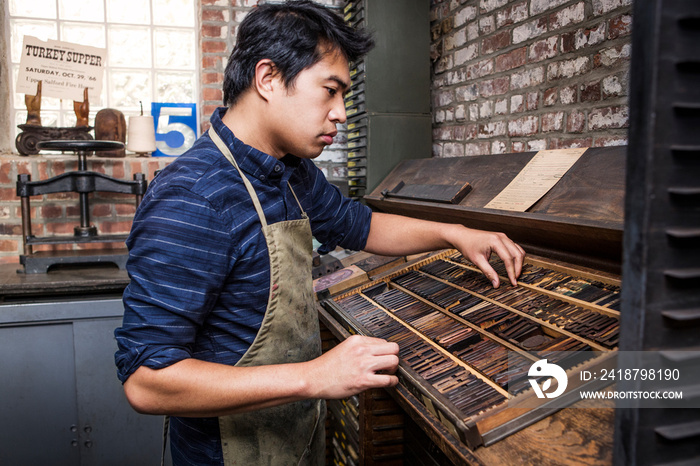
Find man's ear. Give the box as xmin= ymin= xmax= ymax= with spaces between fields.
xmin=254 ymin=59 xmax=279 ymax=101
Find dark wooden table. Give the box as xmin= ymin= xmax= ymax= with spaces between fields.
xmin=0 ymin=263 xmax=129 ymax=301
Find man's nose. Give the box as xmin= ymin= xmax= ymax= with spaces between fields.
xmin=329 ymin=97 xmax=347 ymax=124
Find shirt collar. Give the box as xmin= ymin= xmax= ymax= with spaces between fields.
xmin=209 ymin=107 xmax=293 ymax=181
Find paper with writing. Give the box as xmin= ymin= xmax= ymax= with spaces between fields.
xmin=484 ymin=148 xmax=587 ymax=212
xmin=16 ymin=36 xmax=106 ymax=102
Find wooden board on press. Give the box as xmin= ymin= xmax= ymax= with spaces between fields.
xmin=313 ymin=265 xmax=368 ymax=296
xmin=341 ymin=251 xmax=407 ymax=278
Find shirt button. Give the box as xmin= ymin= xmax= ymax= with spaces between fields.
xmin=259 ymin=175 xmax=265 ymax=181
xmin=273 ymin=164 xmax=282 ymax=173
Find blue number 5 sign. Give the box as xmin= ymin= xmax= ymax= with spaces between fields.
xmin=151 ymin=103 xmax=198 ymax=157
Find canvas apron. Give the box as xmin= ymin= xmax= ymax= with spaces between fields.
xmin=208 ymin=128 xmax=326 ymax=466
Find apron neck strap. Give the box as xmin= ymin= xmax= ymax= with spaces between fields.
xmin=208 ymin=126 xmax=309 ymax=224
xmin=287 ymin=180 xmax=307 ymax=219
xmin=208 ymin=127 xmax=268 ymax=229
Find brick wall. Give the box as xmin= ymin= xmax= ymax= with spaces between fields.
xmin=0 ymin=155 xmax=173 ymax=264
xmin=0 ymin=0 xmax=635 ymax=264
xmin=430 ymin=0 xmax=632 ymax=157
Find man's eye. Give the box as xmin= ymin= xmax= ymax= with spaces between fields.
xmin=327 ymin=87 xmax=337 ymax=96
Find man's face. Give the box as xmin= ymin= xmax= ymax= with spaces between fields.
xmin=266 ymin=50 xmax=350 ymax=159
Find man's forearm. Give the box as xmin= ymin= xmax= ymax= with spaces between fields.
xmin=364 ymin=212 xmax=462 ymax=256
xmin=364 ymin=212 xmax=526 ymax=287
xmin=123 ymin=334 xmax=400 ymax=417
xmin=123 ymin=358 xmax=311 ymax=417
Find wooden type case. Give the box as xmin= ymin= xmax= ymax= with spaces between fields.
xmin=317 ymin=147 xmax=625 ymax=464
xmin=321 ymin=250 xmax=620 ymax=450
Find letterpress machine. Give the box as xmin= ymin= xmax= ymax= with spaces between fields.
xmin=16 ymin=139 xmax=147 ymax=273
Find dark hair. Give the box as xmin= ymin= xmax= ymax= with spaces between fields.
xmin=223 ymin=0 xmax=374 ymax=107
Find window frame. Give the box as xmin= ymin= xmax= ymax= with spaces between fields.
xmin=4 ymin=0 xmax=201 ymax=140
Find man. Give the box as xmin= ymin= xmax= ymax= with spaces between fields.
xmin=115 ymin=1 xmax=525 ymax=464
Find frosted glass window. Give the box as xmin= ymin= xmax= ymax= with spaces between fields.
xmin=108 ymin=26 xmax=152 ymax=68
xmin=155 ymin=29 xmax=195 ymax=69
xmin=156 ymin=72 xmax=196 ymax=102
xmin=42 ymin=111 xmax=60 ymax=127
xmin=8 ymin=0 xmax=199 ymax=142
xmin=61 ymin=23 xmax=106 ymax=49
xmin=153 ymin=0 xmax=194 ymax=27
xmin=110 ymin=70 xmax=152 ymax=108
xmin=17 ymin=110 xmax=59 ymax=128
xmin=106 ymin=0 xmax=150 ymax=24
xmin=9 ymin=0 xmax=57 ymax=19
xmin=58 ymin=0 xmax=105 ymax=22
xmin=63 ymin=110 xmax=99 ymax=127
xmin=11 ymin=19 xmax=57 ymax=62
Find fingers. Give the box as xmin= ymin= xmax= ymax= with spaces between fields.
xmin=373 ymin=354 xmax=400 ymax=374
xmin=346 ymin=334 xmax=398 ymax=356
xmin=471 ymin=254 xmax=500 ymax=288
xmin=491 ymin=234 xmax=526 ymax=286
xmin=364 ymin=350 xmax=399 ymax=388
xmin=462 ymin=230 xmax=526 ymax=288
xmin=331 ymin=335 xmax=399 ymax=394
xmin=369 ymin=372 xmax=399 ymax=388
xmin=367 ymin=338 xmax=399 ymax=358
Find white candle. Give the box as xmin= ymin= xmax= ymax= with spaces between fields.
xmin=126 ymin=115 xmax=156 ymax=155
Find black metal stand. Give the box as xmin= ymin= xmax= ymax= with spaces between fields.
xmin=17 ymin=140 xmax=148 ymax=273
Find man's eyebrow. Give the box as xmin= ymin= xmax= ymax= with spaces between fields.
xmin=327 ymin=75 xmax=350 ymax=91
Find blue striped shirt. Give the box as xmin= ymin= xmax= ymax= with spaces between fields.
xmin=114 ymin=107 xmax=372 ymax=464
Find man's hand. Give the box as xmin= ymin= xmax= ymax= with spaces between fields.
xmin=123 ymin=334 xmax=399 ymax=417
xmin=365 ymin=212 xmax=526 ymax=289
xmin=448 ymin=227 xmax=526 ymax=288
xmin=304 ymin=334 xmax=399 ymax=399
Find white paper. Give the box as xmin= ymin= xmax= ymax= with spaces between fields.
xmin=484 ymin=148 xmax=588 ymax=212
xmin=16 ymin=35 xmax=106 ymax=102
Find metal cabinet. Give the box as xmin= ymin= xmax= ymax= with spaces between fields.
xmin=0 ymin=297 xmax=168 ymax=465
xmin=343 ymin=0 xmax=432 ymax=200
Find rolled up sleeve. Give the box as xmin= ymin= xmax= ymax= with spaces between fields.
xmin=302 ymin=161 xmax=372 ymax=254
xmin=114 ymin=184 xmax=236 ymax=383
